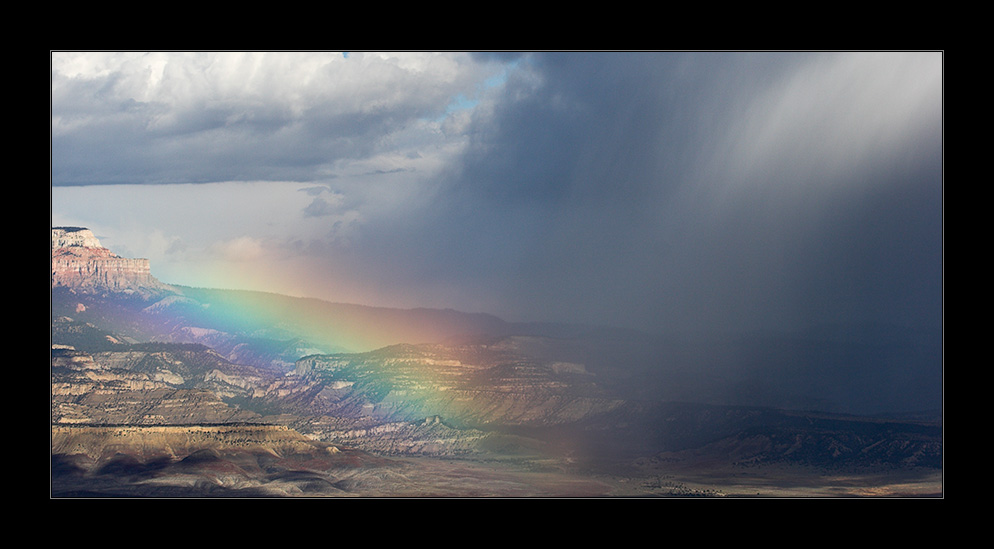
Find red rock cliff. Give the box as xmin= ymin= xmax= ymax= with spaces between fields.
xmin=52 ymin=227 xmax=171 ymax=294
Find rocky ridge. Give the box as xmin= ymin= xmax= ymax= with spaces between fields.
xmin=52 ymin=424 xmax=328 ymax=461
xmin=288 ymin=342 xmax=623 ymax=429
xmin=51 ymin=345 xmax=265 ymax=425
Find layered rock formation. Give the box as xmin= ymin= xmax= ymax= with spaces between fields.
xmin=51 ymin=345 xmax=266 ymax=425
xmin=254 ymin=341 xmax=628 ymax=456
xmin=49 ymin=227 xmax=943 ymax=496
xmin=52 ymin=227 xmax=171 ymax=295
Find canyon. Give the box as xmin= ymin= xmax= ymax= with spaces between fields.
xmin=50 ymin=228 xmax=943 ymax=497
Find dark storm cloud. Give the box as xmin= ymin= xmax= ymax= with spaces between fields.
xmin=375 ymin=52 xmax=942 ymax=336
xmin=52 ymin=52 xmax=942 ymax=341
xmin=51 ymin=99 xmax=392 ymax=185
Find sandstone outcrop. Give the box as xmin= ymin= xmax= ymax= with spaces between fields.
xmin=52 ymin=227 xmax=172 ymax=295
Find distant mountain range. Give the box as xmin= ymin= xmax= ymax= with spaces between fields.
xmin=50 ymin=227 xmax=943 ymax=497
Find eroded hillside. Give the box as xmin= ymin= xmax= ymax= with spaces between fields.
xmin=50 ymin=227 xmax=943 ymax=497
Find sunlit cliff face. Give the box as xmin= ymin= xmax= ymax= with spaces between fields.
xmin=52 ymin=227 xmax=172 ymax=294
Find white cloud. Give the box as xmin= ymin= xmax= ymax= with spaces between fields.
xmin=51 ymin=51 xmax=513 ymax=185
xmin=211 ymin=236 xmax=266 ymax=262
xmin=53 ymin=50 xmax=494 ymax=118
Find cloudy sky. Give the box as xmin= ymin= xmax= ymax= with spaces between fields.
xmin=51 ymin=51 xmax=943 ymax=336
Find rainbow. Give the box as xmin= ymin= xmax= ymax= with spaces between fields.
xmin=163 ymin=285 xmax=512 ymax=354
